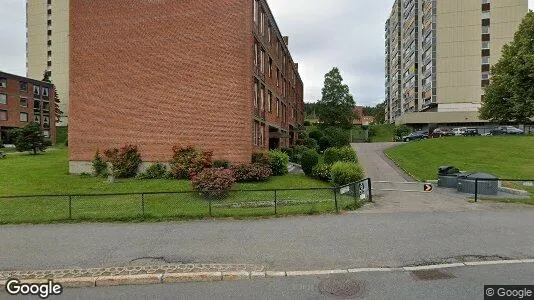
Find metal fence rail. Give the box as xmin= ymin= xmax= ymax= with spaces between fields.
xmin=0 ymin=179 xmax=372 ymax=223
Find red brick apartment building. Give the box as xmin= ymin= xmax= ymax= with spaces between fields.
xmin=0 ymin=72 xmax=56 ymax=144
xmin=69 ymin=0 xmax=304 ymax=173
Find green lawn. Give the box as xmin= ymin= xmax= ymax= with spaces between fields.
xmin=0 ymin=147 xmax=362 ymax=224
xmin=384 ymin=136 xmax=534 ymax=204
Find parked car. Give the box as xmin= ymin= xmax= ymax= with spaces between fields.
xmin=402 ymin=131 xmax=429 ymax=142
xmin=452 ymin=127 xmax=467 ymax=136
xmin=462 ymin=128 xmax=479 ymax=136
xmin=490 ymin=126 xmax=524 ymax=135
xmin=431 ymin=128 xmax=453 ymax=138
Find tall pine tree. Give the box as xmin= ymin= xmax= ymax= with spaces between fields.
xmin=42 ymin=71 xmax=63 ymax=123
xmin=316 ymin=67 xmax=356 ymax=128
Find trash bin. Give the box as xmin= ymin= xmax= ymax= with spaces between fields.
xmin=437 ymin=166 xmax=461 ymax=188
xmin=457 ymin=173 xmax=499 ymax=195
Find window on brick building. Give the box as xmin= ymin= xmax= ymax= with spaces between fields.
xmin=0 ymin=109 xmax=7 ymax=121
xmin=276 ymin=98 xmax=280 ymax=117
xmin=0 ymin=78 xmax=6 ymax=88
xmin=253 ymin=0 xmax=258 ymax=23
xmin=268 ymin=57 xmax=272 ymax=77
xmin=43 ymin=130 xmax=50 ymax=138
xmin=254 ymin=43 xmax=258 ymax=66
xmin=276 ymin=69 xmax=280 ymax=86
xmin=267 ymin=91 xmax=272 ymax=113
xmin=19 ymin=82 xmax=27 ymax=92
xmin=260 ymin=85 xmax=265 ymax=111
xmin=0 ymin=93 xmax=6 ymax=105
xmin=260 ymin=11 xmax=265 ymax=34
xmin=260 ymin=49 xmax=265 ymax=73
xmin=33 ymin=85 xmax=40 ymax=95
xmin=268 ymin=24 xmax=271 ymax=43
xmin=20 ymin=98 xmax=28 ymax=107
xmin=43 ymin=87 xmax=49 ymax=97
xmin=254 ymin=82 xmax=258 ymax=107
xmin=20 ymin=112 xmax=28 ymax=122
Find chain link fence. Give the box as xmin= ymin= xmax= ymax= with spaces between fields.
xmin=0 ymin=179 xmax=372 ymax=224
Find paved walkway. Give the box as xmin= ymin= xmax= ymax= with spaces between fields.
xmin=352 ymin=143 xmax=531 ymax=213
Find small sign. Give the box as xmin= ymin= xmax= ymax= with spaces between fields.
xmin=360 ymin=194 xmax=367 ymax=200
xmin=523 ymin=182 xmax=533 ymax=187
xmin=340 ymin=186 xmax=351 ymax=195
xmin=424 ymin=183 xmax=433 ymax=192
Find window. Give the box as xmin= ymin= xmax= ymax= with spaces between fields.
xmin=0 ymin=78 xmax=6 ymax=88
xmin=34 ymin=99 xmax=41 ymax=110
xmin=268 ymin=24 xmax=271 ymax=43
xmin=43 ymin=101 xmax=50 ymax=111
xmin=47 ymin=9 xmax=51 ymax=15
xmin=47 ymin=0 xmax=51 ymax=4
xmin=47 ymin=29 xmax=52 ymax=36
xmin=20 ymin=112 xmax=28 ymax=122
xmin=482 ymin=56 xmax=490 ymax=64
xmin=482 ymin=41 xmax=490 ymax=49
xmin=253 ymin=0 xmax=258 ymax=23
xmin=33 ymin=85 xmax=40 ymax=95
xmin=20 ymin=98 xmax=28 ymax=107
xmin=253 ymin=82 xmax=258 ymax=107
xmin=254 ymin=43 xmax=258 ymax=66
xmin=482 ymin=11 xmax=490 ymax=19
xmin=47 ymin=20 xmax=52 ymax=26
xmin=268 ymin=57 xmax=272 ymax=78
xmin=19 ymin=82 xmax=27 ymax=92
xmin=260 ymin=49 xmax=265 ymax=73
xmin=482 ymin=71 xmax=490 ymax=80
xmin=47 ymin=61 xmax=52 ymax=67
xmin=34 ymin=115 xmax=41 ymax=123
xmin=0 ymin=93 xmax=6 ymax=105
xmin=260 ymin=85 xmax=265 ymax=110
xmin=43 ymin=87 xmax=49 ymax=97
xmin=276 ymin=69 xmax=280 ymax=86
xmin=0 ymin=110 xmax=7 ymax=121
xmin=43 ymin=130 xmax=50 ymax=138
xmin=276 ymin=98 xmax=280 ymax=117
xmin=260 ymin=11 xmax=265 ymax=34
xmin=47 ymin=50 xmax=52 ymax=58
xmin=267 ymin=91 xmax=272 ymax=112
xmin=482 ymin=26 xmax=490 ymax=34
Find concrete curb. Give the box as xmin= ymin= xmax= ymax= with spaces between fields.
xmin=1 ymin=260 xmax=533 ymax=289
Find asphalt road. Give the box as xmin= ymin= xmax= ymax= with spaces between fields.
xmin=4 ymin=264 xmax=532 ymax=300
xmin=1 ymin=210 xmax=533 ymax=271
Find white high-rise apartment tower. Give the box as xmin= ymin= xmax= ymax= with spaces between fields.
xmin=385 ymin=0 xmax=528 ymax=126
xmin=26 ymin=0 xmax=70 ymax=125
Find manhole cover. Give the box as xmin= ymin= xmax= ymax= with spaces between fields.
xmin=318 ymin=277 xmax=363 ymax=299
xmin=411 ymin=269 xmax=455 ymax=281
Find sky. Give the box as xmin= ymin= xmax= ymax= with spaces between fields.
xmin=0 ymin=1 xmax=533 ymax=107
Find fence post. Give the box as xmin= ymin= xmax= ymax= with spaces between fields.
xmin=352 ymin=182 xmax=358 ymax=208
xmin=334 ymin=188 xmax=339 ymax=214
xmin=141 ymin=193 xmax=145 ymax=218
xmin=68 ymin=195 xmax=72 ymax=219
xmin=274 ymin=190 xmax=277 ymax=215
xmin=475 ymin=178 xmax=478 ymax=202
xmin=367 ymin=178 xmax=373 ymax=202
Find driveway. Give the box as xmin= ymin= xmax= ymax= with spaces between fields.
xmin=351 ymin=143 xmax=531 ymax=213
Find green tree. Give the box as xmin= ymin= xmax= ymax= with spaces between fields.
xmin=479 ymin=11 xmax=534 ymax=123
xmin=13 ymin=122 xmax=47 ymax=155
xmin=316 ymin=67 xmax=356 ymax=128
xmin=42 ymin=71 xmax=63 ymax=123
xmin=373 ymin=101 xmax=386 ymax=124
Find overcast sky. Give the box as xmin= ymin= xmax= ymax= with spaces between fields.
xmin=0 ymin=1 xmax=533 ymax=106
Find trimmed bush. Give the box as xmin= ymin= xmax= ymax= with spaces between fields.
xmin=103 ymin=145 xmax=142 ymax=178
xmin=269 ymin=151 xmax=289 ymax=176
xmin=191 ymin=168 xmax=235 ymax=199
xmin=331 ymin=162 xmax=365 ymax=186
xmin=137 ymin=162 xmax=168 ymax=179
xmin=312 ymin=163 xmax=331 ymax=182
xmin=170 ymin=146 xmax=213 ymax=179
xmin=91 ymin=150 xmax=108 ymax=177
xmin=323 ymin=126 xmax=351 ymax=147
xmin=231 ymin=163 xmax=271 ymax=182
xmin=324 ymin=146 xmax=357 ymax=165
xmin=308 ymin=129 xmax=324 ymax=142
xmin=318 ymin=136 xmax=334 ymax=152
xmin=213 ymin=159 xmax=231 ymax=169
xmin=301 ymin=149 xmax=319 ymax=176
xmin=296 ymin=137 xmax=318 ymax=150
xmin=252 ymin=151 xmax=271 ymax=165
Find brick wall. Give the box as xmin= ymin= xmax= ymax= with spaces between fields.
xmin=69 ymin=0 xmax=254 ymax=165
xmin=0 ymin=74 xmax=56 ymax=143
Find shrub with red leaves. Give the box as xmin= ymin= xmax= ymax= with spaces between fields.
xmin=191 ymin=168 xmax=235 ymax=199
xmin=170 ymin=146 xmax=213 ymax=179
xmin=103 ymin=145 xmax=142 ymax=178
xmin=231 ymin=163 xmax=271 ymax=182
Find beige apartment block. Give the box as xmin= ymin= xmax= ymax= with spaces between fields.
xmin=26 ymin=0 xmax=69 ymax=126
xmin=385 ymin=0 xmax=528 ymax=126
